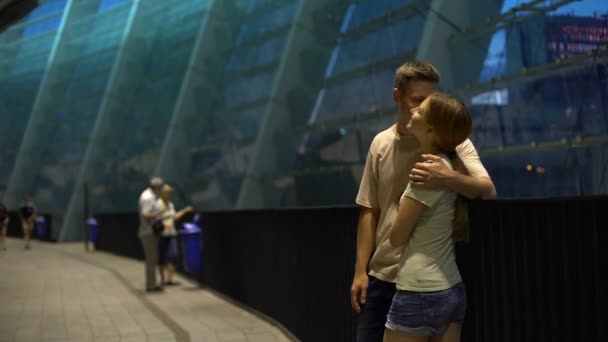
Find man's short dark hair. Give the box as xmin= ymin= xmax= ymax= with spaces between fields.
xmin=394 ymin=60 xmax=440 ymax=91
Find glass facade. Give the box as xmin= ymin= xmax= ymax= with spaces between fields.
xmin=0 ymin=0 xmax=68 ymax=193
xmin=1 ymin=0 xmax=606 ymax=239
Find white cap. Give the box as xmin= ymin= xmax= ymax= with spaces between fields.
xmin=149 ymin=177 xmax=164 ymax=187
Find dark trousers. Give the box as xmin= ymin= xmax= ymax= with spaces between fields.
xmin=356 ymin=275 xmax=397 ymax=342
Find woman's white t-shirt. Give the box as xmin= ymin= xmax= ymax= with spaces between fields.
xmin=156 ymin=199 xmax=177 ymax=237
xmin=395 ymin=157 xmax=462 ymax=292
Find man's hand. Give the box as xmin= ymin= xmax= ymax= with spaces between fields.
xmin=350 ymin=272 xmax=369 ymax=313
xmin=409 ymin=154 xmax=455 ymax=188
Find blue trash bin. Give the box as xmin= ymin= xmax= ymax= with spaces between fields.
xmin=180 ymin=222 xmax=201 ymax=274
xmin=86 ymin=218 xmax=99 ymax=244
xmin=36 ymin=216 xmax=47 ymax=240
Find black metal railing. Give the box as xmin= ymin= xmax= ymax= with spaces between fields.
xmin=92 ymin=197 xmax=607 ymax=342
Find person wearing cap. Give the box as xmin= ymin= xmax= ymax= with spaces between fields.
xmin=139 ymin=177 xmax=165 ymax=292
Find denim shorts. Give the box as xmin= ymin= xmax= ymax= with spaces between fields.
xmin=385 ymin=282 xmax=466 ymax=336
xmin=158 ymin=236 xmax=178 ymax=265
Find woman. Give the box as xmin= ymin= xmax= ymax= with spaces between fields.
xmin=384 ymin=93 xmax=472 ymax=342
xmin=156 ymin=184 xmax=193 ymax=286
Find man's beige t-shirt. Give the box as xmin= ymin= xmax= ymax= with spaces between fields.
xmin=355 ymin=124 xmax=489 ymax=283
xmin=397 ymin=157 xmax=461 ymax=291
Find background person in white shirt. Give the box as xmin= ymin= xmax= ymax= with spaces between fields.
xmin=139 ymin=177 xmax=165 ymax=292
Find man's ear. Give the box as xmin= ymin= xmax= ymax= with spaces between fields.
xmin=392 ymin=87 xmax=400 ymax=103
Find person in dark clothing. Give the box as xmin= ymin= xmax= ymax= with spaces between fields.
xmin=0 ymin=202 xmax=8 ymax=251
xmin=19 ymin=194 xmax=36 ymax=250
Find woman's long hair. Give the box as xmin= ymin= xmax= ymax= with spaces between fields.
xmin=425 ymin=93 xmax=472 ymax=241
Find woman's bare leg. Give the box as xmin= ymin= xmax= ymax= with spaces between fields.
xmin=22 ymin=221 xmax=33 ymax=249
xmin=430 ymin=323 xmax=462 ymax=342
xmin=167 ymin=263 xmax=176 ymax=283
xmin=384 ymin=328 xmax=430 ymax=342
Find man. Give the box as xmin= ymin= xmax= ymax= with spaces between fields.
xmin=139 ymin=177 xmax=165 ymax=292
xmin=0 ymin=202 xmax=8 ymax=251
xmin=351 ymin=60 xmax=496 ymax=342
xmin=19 ymin=194 xmax=36 ymax=250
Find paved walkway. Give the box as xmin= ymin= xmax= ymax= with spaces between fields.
xmin=0 ymin=238 xmax=291 ymax=342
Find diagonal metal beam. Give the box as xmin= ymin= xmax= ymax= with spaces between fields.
xmin=327 ymin=0 xmax=430 ymax=45
xmin=154 ymin=0 xmax=247 ymax=194
xmin=323 ymin=49 xmax=416 ymax=88
xmin=449 ymin=0 xmax=580 ymax=42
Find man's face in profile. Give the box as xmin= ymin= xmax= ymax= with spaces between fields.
xmin=401 ymin=80 xmax=437 ymax=115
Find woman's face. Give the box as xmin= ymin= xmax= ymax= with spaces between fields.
xmin=161 ymin=189 xmax=172 ymax=201
xmin=407 ymin=99 xmax=432 ymax=140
